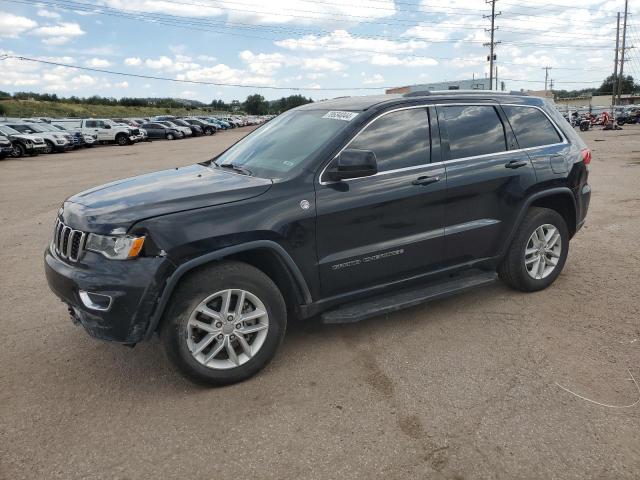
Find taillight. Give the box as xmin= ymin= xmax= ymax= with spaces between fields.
xmin=581 ymin=148 xmax=592 ymax=165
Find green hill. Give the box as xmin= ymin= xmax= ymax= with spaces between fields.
xmin=0 ymin=99 xmax=229 ymax=119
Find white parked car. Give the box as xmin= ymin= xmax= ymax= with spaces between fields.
xmin=55 ymin=118 xmax=138 ymax=146
xmin=3 ymin=122 xmax=72 ymax=154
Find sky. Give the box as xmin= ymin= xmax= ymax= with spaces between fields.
xmin=0 ymin=0 xmax=637 ymax=103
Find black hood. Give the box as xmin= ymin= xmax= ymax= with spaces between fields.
xmin=62 ymin=164 xmax=272 ymax=234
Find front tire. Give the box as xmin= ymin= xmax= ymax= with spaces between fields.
xmin=11 ymin=144 xmax=25 ymax=158
xmin=166 ymin=133 xmax=175 ymax=140
xmin=161 ymin=261 xmax=287 ymax=386
xmin=498 ymin=207 xmax=569 ymax=292
xmin=116 ymin=134 xmax=129 ymax=146
xmin=44 ymin=140 xmax=54 ymax=154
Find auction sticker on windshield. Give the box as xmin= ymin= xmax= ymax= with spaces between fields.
xmin=322 ymin=111 xmax=359 ymax=121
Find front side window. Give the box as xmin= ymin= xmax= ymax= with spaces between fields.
xmin=442 ymin=105 xmax=507 ymax=160
xmin=502 ymin=105 xmax=562 ymax=149
xmin=347 ymin=108 xmax=430 ymax=172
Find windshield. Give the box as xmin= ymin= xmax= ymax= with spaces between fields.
xmin=11 ymin=124 xmax=38 ymax=134
xmin=214 ymin=109 xmax=354 ymax=178
xmin=26 ymin=123 xmax=51 ymax=132
xmin=0 ymin=125 xmax=21 ymax=135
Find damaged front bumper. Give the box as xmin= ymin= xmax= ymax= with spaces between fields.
xmin=44 ymin=247 xmax=175 ymax=343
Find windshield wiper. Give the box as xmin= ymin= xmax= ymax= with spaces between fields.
xmin=215 ymin=162 xmax=253 ymax=176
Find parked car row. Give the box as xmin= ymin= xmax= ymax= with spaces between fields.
xmin=0 ymin=114 xmax=269 ymax=159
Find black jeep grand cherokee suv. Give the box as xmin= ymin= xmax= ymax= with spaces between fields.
xmin=45 ymin=91 xmax=591 ymax=385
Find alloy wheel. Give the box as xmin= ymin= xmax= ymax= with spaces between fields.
xmin=524 ymin=224 xmax=562 ymax=280
xmin=186 ymin=289 xmax=269 ymax=370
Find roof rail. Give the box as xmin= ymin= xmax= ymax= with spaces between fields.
xmin=404 ymin=89 xmax=527 ymax=97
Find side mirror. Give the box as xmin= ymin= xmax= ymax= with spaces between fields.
xmin=326 ymin=149 xmax=378 ymax=181
xmin=104 ymin=124 xmax=111 ymax=129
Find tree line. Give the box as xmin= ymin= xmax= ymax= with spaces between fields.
xmin=0 ymin=90 xmax=313 ymax=114
xmin=553 ymin=74 xmax=638 ymax=99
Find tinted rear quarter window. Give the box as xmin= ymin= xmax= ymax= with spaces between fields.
xmin=502 ymin=105 xmax=562 ymax=148
xmin=442 ymin=105 xmax=506 ymax=160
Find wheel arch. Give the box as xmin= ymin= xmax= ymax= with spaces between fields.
xmin=500 ymin=187 xmax=576 ymax=257
xmin=144 ymin=240 xmax=312 ymax=339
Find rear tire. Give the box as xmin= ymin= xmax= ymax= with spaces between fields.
xmin=161 ymin=261 xmax=287 ymax=386
xmin=498 ymin=207 xmax=569 ymax=292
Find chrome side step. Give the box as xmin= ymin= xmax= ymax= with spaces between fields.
xmin=321 ymin=270 xmax=497 ymax=324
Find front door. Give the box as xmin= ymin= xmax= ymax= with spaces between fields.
xmin=436 ymin=103 xmax=538 ymax=264
xmin=315 ymin=106 xmax=446 ymax=298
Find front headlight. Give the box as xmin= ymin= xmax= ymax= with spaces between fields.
xmin=86 ymin=234 xmax=145 ymax=260
xmin=53 ymin=134 xmax=61 ymax=139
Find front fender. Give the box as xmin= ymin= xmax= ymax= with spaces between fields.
xmin=143 ymin=240 xmax=312 ymax=339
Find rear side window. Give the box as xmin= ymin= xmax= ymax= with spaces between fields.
xmin=85 ymin=121 xmax=96 ymax=128
xmin=502 ymin=105 xmax=562 ymax=148
xmin=442 ymin=105 xmax=506 ymax=160
xmin=348 ymin=108 xmax=430 ymax=172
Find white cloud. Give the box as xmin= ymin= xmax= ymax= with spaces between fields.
xmin=114 ymin=81 xmax=129 ymax=88
xmin=30 ymin=22 xmax=85 ymax=44
xmin=239 ymin=50 xmax=285 ymax=76
xmin=145 ymin=56 xmax=173 ymax=69
xmin=85 ymin=58 xmax=111 ymax=68
xmin=369 ymin=54 xmax=438 ymax=67
xmin=275 ymin=29 xmax=427 ymax=55
xmin=70 ymin=74 xmax=97 ymax=87
xmin=124 ymin=57 xmax=142 ymax=66
xmin=99 ymin=0 xmax=395 ymax=26
xmin=37 ymin=9 xmax=61 ymax=19
xmin=176 ymin=63 xmax=274 ymax=87
xmin=301 ymin=57 xmax=346 ymax=72
xmin=0 ymin=12 xmax=37 ymax=38
xmin=363 ymin=73 xmax=385 ymax=85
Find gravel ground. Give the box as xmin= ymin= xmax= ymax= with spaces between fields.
xmin=1 ymin=125 xmax=639 ymax=480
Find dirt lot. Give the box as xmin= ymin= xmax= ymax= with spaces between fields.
xmin=1 ymin=125 xmax=639 ymax=479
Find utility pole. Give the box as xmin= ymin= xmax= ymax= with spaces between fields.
xmin=612 ymin=12 xmax=620 ymax=112
xmin=617 ymin=0 xmax=629 ymax=104
xmin=549 ymin=78 xmax=554 ymax=91
xmin=542 ymin=66 xmax=552 ymax=92
xmin=483 ymin=0 xmax=500 ymax=90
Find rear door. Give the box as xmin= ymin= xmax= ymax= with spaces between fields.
xmin=437 ymin=103 xmax=537 ymax=264
xmin=500 ymin=104 xmax=568 ymax=179
xmin=315 ymin=106 xmax=446 ymax=297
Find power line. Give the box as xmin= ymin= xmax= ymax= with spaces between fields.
xmin=1 ymin=54 xmax=613 ymax=90
xmin=0 ymin=54 xmax=392 ymax=90
xmin=14 ymin=0 xmax=617 ymax=39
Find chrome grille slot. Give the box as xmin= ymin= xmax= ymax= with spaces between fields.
xmin=52 ymin=219 xmax=87 ymax=262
